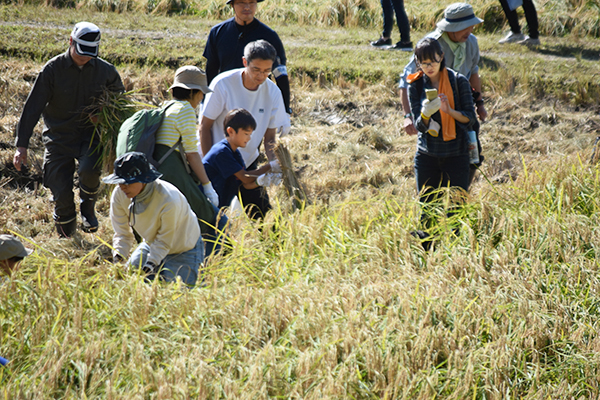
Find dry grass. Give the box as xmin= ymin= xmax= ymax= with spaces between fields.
xmin=2 ymin=5 xmax=600 ymax=397
xmin=7 ymin=0 xmax=600 ymax=37
xmin=3 ymin=153 xmax=600 ymax=398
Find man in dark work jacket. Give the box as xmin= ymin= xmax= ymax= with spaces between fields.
xmin=203 ymin=0 xmax=291 ymax=115
xmin=13 ymin=22 xmax=124 ymax=237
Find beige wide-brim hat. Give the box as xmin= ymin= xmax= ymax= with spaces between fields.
xmin=436 ymin=3 xmax=484 ymax=33
xmin=0 ymin=234 xmax=33 ymax=260
xmin=169 ymin=66 xmax=212 ymax=94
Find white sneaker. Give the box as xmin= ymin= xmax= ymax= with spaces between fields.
xmin=498 ymin=31 xmax=525 ymax=44
xmin=517 ymin=36 xmax=541 ymax=47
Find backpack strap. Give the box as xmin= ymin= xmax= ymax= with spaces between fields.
xmin=447 ymin=69 xmax=461 ymax=110
xmin=155 ymin=100 xmax=192 ymax=174
xmin=156 ymin=136 xmax=191 ymax=174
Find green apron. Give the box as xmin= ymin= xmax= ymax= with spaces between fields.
xmin=154 ymin=144 xmax=215 ymax=234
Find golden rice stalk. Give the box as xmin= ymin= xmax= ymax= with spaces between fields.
xmin=274 ymin=143 xmax=309 ymax=211
xmin=86 ymin=89 xmax=141 ymax=173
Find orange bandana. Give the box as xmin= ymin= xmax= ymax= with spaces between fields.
xmin=408 ymin=68 xmax=457 ymax=141
xmin=439 ymin=67 xmax=456 ymax=141
xmin=406 ymin=71 xmax=423 ymax=84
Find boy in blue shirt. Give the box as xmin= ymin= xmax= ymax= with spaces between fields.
xmin=203 ymin=108 xmax=275 ymax=219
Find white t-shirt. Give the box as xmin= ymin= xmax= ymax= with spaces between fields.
xmin=200 ymin=68 xmax=289 ymax=166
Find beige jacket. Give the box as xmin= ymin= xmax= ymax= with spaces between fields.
xmin=110 ymin=179 xmax=200 ymax=265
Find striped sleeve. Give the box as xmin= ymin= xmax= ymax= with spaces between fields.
xmin=155 ymin=101 xmax=199 ymax=153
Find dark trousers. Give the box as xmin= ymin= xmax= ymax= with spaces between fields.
xmin=381 ymin=0 xmax=410 ymax=43
xmin=499 ymin=0 xmax=539 ymax=39
xmin=415 ymin=152 xmax=470 ymax=230
xmin=43 ymin=142 xmax=101 ymax=224
xmin=240 ymin=159 xmax=272 ymax=220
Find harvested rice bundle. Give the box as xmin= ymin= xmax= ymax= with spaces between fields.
xmin=87 ymin=89 xmax=143 ymax=173
xmin=274 ymin=143 xmax=309 ymax=211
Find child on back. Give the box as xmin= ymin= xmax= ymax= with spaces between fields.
xmin=203 ymin=108 xmax=274 ymax=218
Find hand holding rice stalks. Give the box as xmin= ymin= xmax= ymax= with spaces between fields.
xmin=87 ymin=89 xmax=146 ymax=173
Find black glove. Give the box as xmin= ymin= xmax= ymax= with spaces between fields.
xmin=142 ymin=261 xmax=158 ymax=282
xmin=142 ymin=261 xmax=157 ymax=274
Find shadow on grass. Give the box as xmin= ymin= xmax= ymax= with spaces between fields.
xmin=480 ymin=55 xmax=501 ymax=71
xmin=537 ymin=45 xmax=600 ymax=62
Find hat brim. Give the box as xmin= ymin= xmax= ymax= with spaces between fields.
xmin=74 ymin=42 xmax=99 ymax=58
xmin=436 ymin=16 xmax=483 ymax=32
xmin=102 ymin=169 xmax=163 ymax=185
xmin=18 ymin=247 xmax=33 ymax=258
xmin=169 ymin=82 xmax=212 ymax=94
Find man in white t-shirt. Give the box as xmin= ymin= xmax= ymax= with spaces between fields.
xmin=199 ymin=39 xmax=289 ymax=169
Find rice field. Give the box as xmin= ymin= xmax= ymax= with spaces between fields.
xmin=1 ymin=1 xmax=600 ymax=398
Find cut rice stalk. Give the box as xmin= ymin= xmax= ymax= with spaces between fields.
xmin=274 ymin=143 xmax=309 ymax=211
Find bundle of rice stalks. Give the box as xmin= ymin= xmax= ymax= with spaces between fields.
xmin=87 ymin=89 xmax=140 ymax=173
xmin=274 ymin=143 xmax=309 ymax=211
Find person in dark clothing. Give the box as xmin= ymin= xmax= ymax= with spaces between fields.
xmin=399 ymin=3 xmax=486 ymax=185
xmin=203 ymin=0 xmax=291 ymax=115
xmin=497 ymin=0 xmax=540 ymax=46
xmin=370 ymin=0 xmax=412 ymax=50
xmin=407 ymin=38 xmax=477 ymax=249
xmin=13 ymin=22 xmax=124 ymax=238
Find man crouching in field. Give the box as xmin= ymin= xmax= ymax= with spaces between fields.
xmin=103 ymin=152 xmax=203 ymax=286
xmin=13 ymin=22 xmax=124 ymax=238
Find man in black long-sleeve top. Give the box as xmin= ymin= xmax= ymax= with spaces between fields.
xmin=13 ymin=21 xmax=124 ymax=238
xmin=203 ymin=0 xmax=291 ymax=115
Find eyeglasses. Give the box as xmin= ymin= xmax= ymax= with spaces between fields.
xmin=418 ymin=59 xmax=442 ymax=68
xmin=250 ymin=66 xmax=272 ymax=76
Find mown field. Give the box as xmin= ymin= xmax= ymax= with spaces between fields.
xmin=1 ymin=0 xmax=600 ymax=398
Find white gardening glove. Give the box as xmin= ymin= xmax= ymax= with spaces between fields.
xmin=202 ymin=182 xmax=219 ymax=207
xmin=269 ymin=159 xmax=282 ymax=173
xmin=278 ymin=124 xmax=291 ymax=137
xmin=427 ymin=119 xmax=441 ymax=137
xmin=278 ymin=112 xmax=291 ymax=137
xmin=257 ymin=173 xmax=283 ymax=187
xmin=269 ymin=173 xmax=283 ymax=186
xmin=421 ymin=97 xmax=441 ymax=118
xmin=256 ymin=174 xmax=267 ymax=187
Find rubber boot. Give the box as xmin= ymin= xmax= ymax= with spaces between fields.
xmin=80 ymin=186 xmax=99 ymax=233
xmin=55 ymin=216 xmax=77 ymax=238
